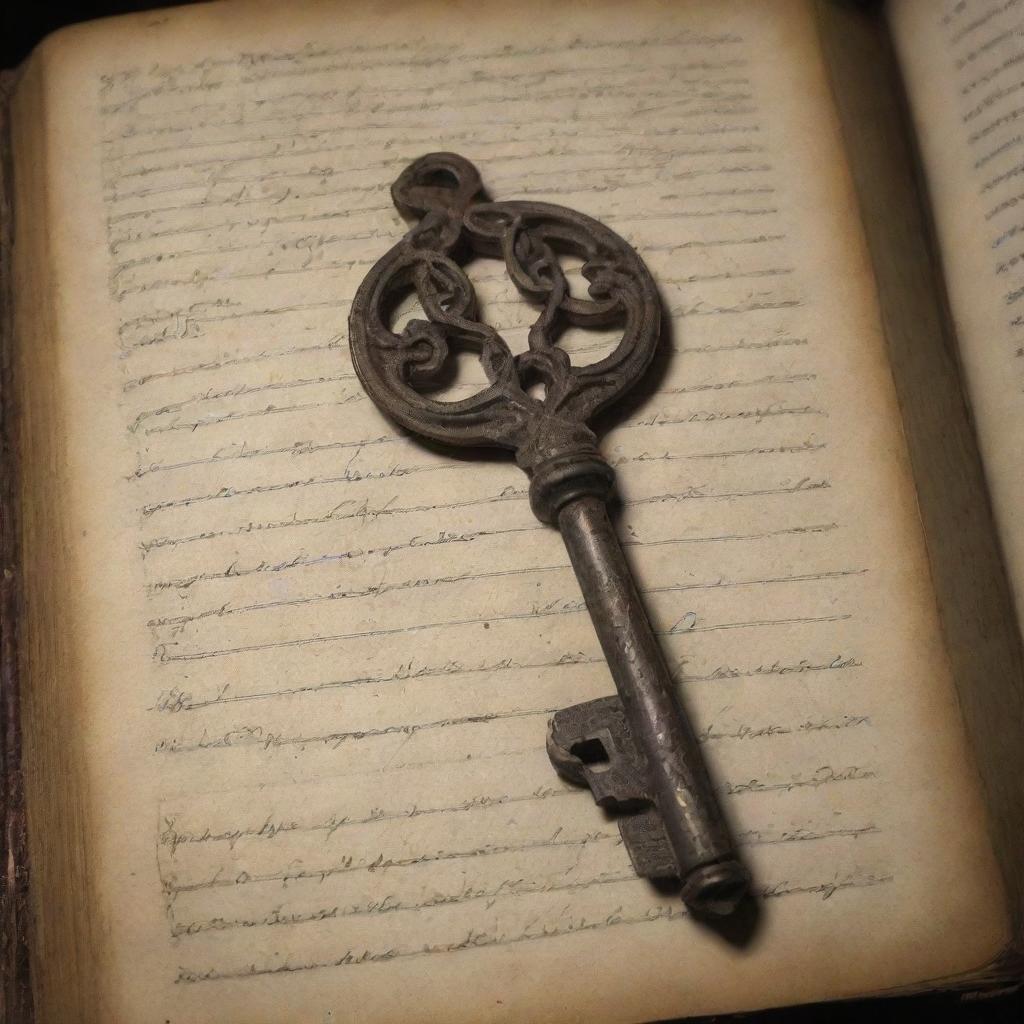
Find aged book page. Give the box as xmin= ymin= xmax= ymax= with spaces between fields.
xmin=819 ymin=0 xmax=1024 ymax=949
xmin=890 ymin=0 xmax=1024 ymax=640
xmin=10 ymin=0 xmax=1009 ymax=1020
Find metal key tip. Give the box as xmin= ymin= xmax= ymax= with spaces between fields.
xmin=681 ymin=860 xmax=750 ymax=918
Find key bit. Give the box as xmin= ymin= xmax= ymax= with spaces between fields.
xmin=349 ymin=153 xmax=750 ymax=917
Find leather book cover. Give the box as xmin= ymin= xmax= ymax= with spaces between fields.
xmin=0 ymin=66 xmax=34 ymax=1024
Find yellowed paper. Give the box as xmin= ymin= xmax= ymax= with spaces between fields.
xmin=13 ymin=1 xmax=1008 ymax=1020
xmin=890 ymin=0 xmax=1024 ymax=639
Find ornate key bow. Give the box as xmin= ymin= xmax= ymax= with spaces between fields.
xmin=350 ymin=153 xmax=749 ymax=916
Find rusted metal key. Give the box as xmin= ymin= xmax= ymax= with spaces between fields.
xmin=349 ymin=154 xmax=750 ymax=916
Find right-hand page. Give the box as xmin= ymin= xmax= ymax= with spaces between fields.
xmin=890 ymin=0 xmax=1024 ymax=636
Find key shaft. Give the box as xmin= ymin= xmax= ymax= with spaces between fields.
xmin=557 ymin=492 xmax=748 ymax=916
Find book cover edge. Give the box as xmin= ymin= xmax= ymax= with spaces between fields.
xmin=0 ymin=65 xmax=35 ymax=1024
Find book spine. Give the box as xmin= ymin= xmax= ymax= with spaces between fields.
xmin=0 ymin=68 xmax=34 ymax=1024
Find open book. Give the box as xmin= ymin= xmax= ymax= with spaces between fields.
xmin=1 ymin=0 xmax=1022 ymax=1020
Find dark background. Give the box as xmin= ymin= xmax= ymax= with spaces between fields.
xmin=3 ymin=1 xmax=194 ymax=67
xmin=3 ymin=2 xmax=1022 ymax=1022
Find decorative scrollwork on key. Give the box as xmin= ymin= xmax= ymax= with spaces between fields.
xmin=349 ymin=152 xmax=661 ymax=500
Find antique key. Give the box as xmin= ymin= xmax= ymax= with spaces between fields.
xmin=349 ymin=154 xmax=749 ymax=917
